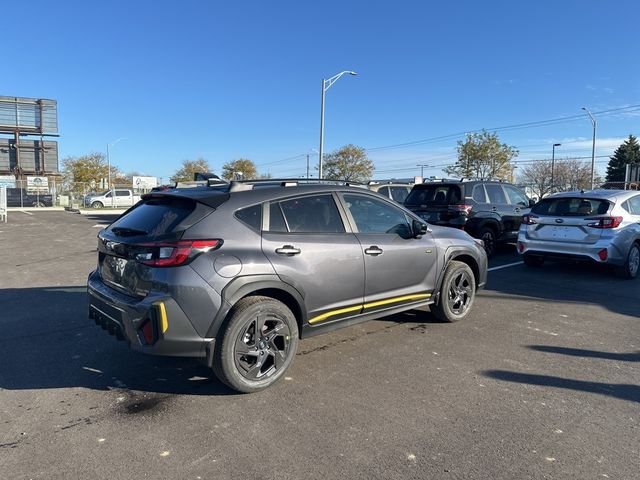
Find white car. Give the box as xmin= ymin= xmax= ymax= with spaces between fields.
xmin=85 ymin=189 xmax=141 ymax=208
xmin=517 ymin=190 xmax=640 ymax=278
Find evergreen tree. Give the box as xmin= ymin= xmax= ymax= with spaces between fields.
xmin=606 ymin=135 xmax=640 ymax=182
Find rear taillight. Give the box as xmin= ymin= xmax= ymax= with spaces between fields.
xmin=454 ymin=204 xmax=473 ymax=214
xmin=585 ymin=216 xmax=623 ymax=229
xmin=134 ymin=239 xmax=222 ymax=267
xmin=517 ymin=242 xmax=525 ymax=253
xmin=522 ymin=214 xmax=538 ymax=225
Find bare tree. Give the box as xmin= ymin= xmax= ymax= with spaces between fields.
xmin=519 ymin=159 xmax=595 ymax=198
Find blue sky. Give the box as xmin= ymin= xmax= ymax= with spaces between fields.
xmin=4 ymin=0 xmax=639 ymax=181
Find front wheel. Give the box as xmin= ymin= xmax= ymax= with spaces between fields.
xmin=91 ymin=201 xmax=104 ymax=209
xmin=213 ymin=296 xmax=299 ymax=393
xmin=619 ymin=243 xmax=640 ymax=279
xmin=431 ymin=260 xmax=476 ymax=322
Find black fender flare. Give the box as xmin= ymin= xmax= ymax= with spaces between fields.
xmin=433 ymin=246 xmax=482 ymax=305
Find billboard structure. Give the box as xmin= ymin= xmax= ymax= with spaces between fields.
xmin=0 ymin=96 xmax=59 ymax=178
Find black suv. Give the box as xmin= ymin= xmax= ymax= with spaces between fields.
xmin=404 ymin=179 xmax=533 ymax=256
xmin=88 ymin=179 xmax=487 ymax=392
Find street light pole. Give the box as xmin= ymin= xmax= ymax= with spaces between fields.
xmin=582 ymin=107 xmax=597 ymax=190
xmin=318 ymin=70 xmax=357 ymax=179
xmin=551 ymin=143 xmax=561 ymax=192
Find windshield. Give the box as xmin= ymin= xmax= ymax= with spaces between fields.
xmin=531 ymin=197 xmax=611 ymax=216
xmin=405 ymin=184 xmax=462 ymax=206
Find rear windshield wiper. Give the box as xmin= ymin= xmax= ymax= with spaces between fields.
xmin=111 ymin=227 xmax=148 ymax=237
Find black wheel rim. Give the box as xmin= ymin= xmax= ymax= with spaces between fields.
xmin=234 ymin=313 xmax=292 ymax=381
xmin=629 ymin=246 xmax=640 ymax=277
xmin=447 ymin=270 xmax=473 ymax=315
xmin=481 ymin=231 xmax=495 ymax=255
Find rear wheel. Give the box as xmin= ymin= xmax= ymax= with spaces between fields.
xmin=523 ymin=253 xmax=545 ymax=267
xmin=620 ymin=243 xmax=640 ymax=279
xmin=213 ymin=296 xmax=299 ymax=393
xmin=479 ymin=227 xmax=497 ymax=257
xmin=431 ymin=261 xmax=476 ymax=322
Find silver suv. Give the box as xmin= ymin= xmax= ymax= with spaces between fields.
xmin=88 ymin=180 xmax=487 ymax=392
xmin=518 ymin=190 xmax=640 ymax=278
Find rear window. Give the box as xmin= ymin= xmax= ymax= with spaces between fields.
xmin=532 ymin=197 xmax=611 ymax=216
xmin=107 ymin=197 xmax=206 ymax=239
xmin=405 ymin=185 xmax=462 ymax=205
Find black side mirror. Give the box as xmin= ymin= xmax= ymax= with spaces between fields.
xmin=412 ymin=219 xmax=428 ymax=238
xmin=529 ymin=198 xmax=536 ymax=208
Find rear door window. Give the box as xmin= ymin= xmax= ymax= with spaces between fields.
xmin=115 ymin=190 xmax=130 ymax=196
xmin=472 ymin=185 xmax=487 ymax=203
xmin=484 ymin=184 xmax=507 ymax=204
xmin=390 ymin=186 xmax=410 ymax=203
xmin=271 ymin=194 xmax=345 ymax=233
xmin=405 ymin=185 xmax=462 ymax=205
xmin=532 ymin=197 xmax=611 ymax=216
xmin=377 ymin=186 xmax=390 ymax=198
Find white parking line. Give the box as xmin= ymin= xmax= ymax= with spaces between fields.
xmin=20 ymin=210 xmax=33 ymax=216
xmin=488 ymin=261 xmax=524 ymax=272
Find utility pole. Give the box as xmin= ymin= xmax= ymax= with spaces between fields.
xmin=416 ymin=164 xmax=431 ymax=179
xmin=582 ymin=107 xmax=597 ymax=190
xmin=551 ymin=143 xmax=561 ymax=192
xmin=306 ymin=154 xmax=310 ymax=179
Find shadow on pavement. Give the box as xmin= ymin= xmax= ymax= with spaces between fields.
xmin=485 ymin=259 xmax=640 ymax=318
xmin=528 ymin=345 xmax=640 ymax=362
xmin=0 ymin=286 xmax=235 ymax=396
xmin=483 ymin=369 xmax=640 ymax=404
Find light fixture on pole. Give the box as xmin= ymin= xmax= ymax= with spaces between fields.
xmin=581 ymin=107 xmax=597 ymax=190
xmin=551 ymin=143 xmax=561 ymax=192
xmin=106 ymin=137 xmax=125 ymax=208
xmin=318 ymin=71 xmax=357 ymax=179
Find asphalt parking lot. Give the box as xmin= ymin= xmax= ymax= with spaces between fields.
xmin=1 ymin=211 xmax=638 ymax=480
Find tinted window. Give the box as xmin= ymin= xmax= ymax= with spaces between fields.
xmin=472 ymin=185 xmax=487 ymax=203
xmin=503 ymin=185 xmax=528 ymax=206
xmin=405 ymin=184 xmax=462 ymax=205
xmin=115 ymin=190 xmax=130 ymax=197
xmin=532 ymin=197 xmax=611 ymax=216
xmin=268 ymin=203 xmax=288 ymax=232
xmin=235 ymin=204 xmax=261 ymax=230
xmin=343 ymin=194 xmax=412 ymax=237
xmin=390 ymin=186 xmax=410 ymax=203
xmin=485 ymin=184 xmax=507 ymax=204
xmin=378 ymin=186 xmax=390 ymax=198
xmin=277 ymin=195 xmax=345 ymax=233
xmin=107 ymin=197 xmax=202 ymax=239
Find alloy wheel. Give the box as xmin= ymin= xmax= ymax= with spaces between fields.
xmin=234 ymin=313 xmax=292 ymax=380
xmin=447 ymin=270 xmax=473 ymax=315
xmin=629 ymin=246 xmax=640 ymax=278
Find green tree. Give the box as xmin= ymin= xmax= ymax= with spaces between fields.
xmin=605 ymin=135 xmax=640 ymax=182
xmin=62 ymin=152 xmax=120 ymax=192
xmin=221 ymin=158 xmax=258 ymax=180
xmin=445 ymin=130 xmax=518 ymax=179
xmin=323 ymin=144 xmax=374 ymax=182
xmin=170 ymin=158 xmax=211 ymax=183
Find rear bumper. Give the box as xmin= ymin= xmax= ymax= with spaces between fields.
xmin=87 ymin=270 xmax=208 ymax=357
xmin=517 ymin=233 xmax=626 ymax=266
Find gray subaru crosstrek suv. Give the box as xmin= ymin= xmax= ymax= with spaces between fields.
xmin=88 ymin=181 xmax=487 ymax=392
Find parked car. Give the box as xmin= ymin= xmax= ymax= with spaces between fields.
xmin=87 ymin=180 xmax=487 ymax=392
xmin=368 ymin=181 xmax=413 ymax=204
xmin=518 ymin=190 xmax=640 ymax=278
xmin=85 ymin=189 xmax=141 ymax=208
xmin=404 ymin=179 xmax=534 ymax=256
xmin=6 ymin=188 xmax=53 ymax=207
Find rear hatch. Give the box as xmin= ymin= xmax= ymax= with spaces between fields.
xmin=525 ymin=197 xmax=612 ymax=244
xmin=97 ymin=192 xmax=225 ymax=297
xmin=404 ymin=184 xmax=468 ymax=224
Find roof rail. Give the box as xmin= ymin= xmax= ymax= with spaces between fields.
xmin=228 ymin=178 xmax=367 ymax=192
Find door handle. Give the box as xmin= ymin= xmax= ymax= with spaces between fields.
xmin=275 ymin=245 xmax=301 ymax=256
xmin=364 ymin=246 xmax=383 ymax=256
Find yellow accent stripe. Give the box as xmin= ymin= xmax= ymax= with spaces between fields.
xmin=308 ymin=293 xmax=431 ymax=325
xmin=156 ymin=302 xmax=168 ymax=333
xmin=363 ymin=293 xmax=431 ymax=310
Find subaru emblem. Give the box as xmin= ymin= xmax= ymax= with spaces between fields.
xmin=555 ymin=218 xmax=564 ymax=224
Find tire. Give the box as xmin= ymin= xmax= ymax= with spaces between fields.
xmin=523 ymin=253 xmax=544 ymax=267
xmin=619 ymin=243 xmax=640 ymax=279
xmin=32 ymin=201 xmax=45 ymax=208
xmin=431 ymin=260 xmax=476 ymax=323
xmin=478 ymin=227 xmax=497 ymax=257
xmin=212 ymin=296 xmax=299 ymax=393
xmin=91 ymin=201 xmax=104 ymax=209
